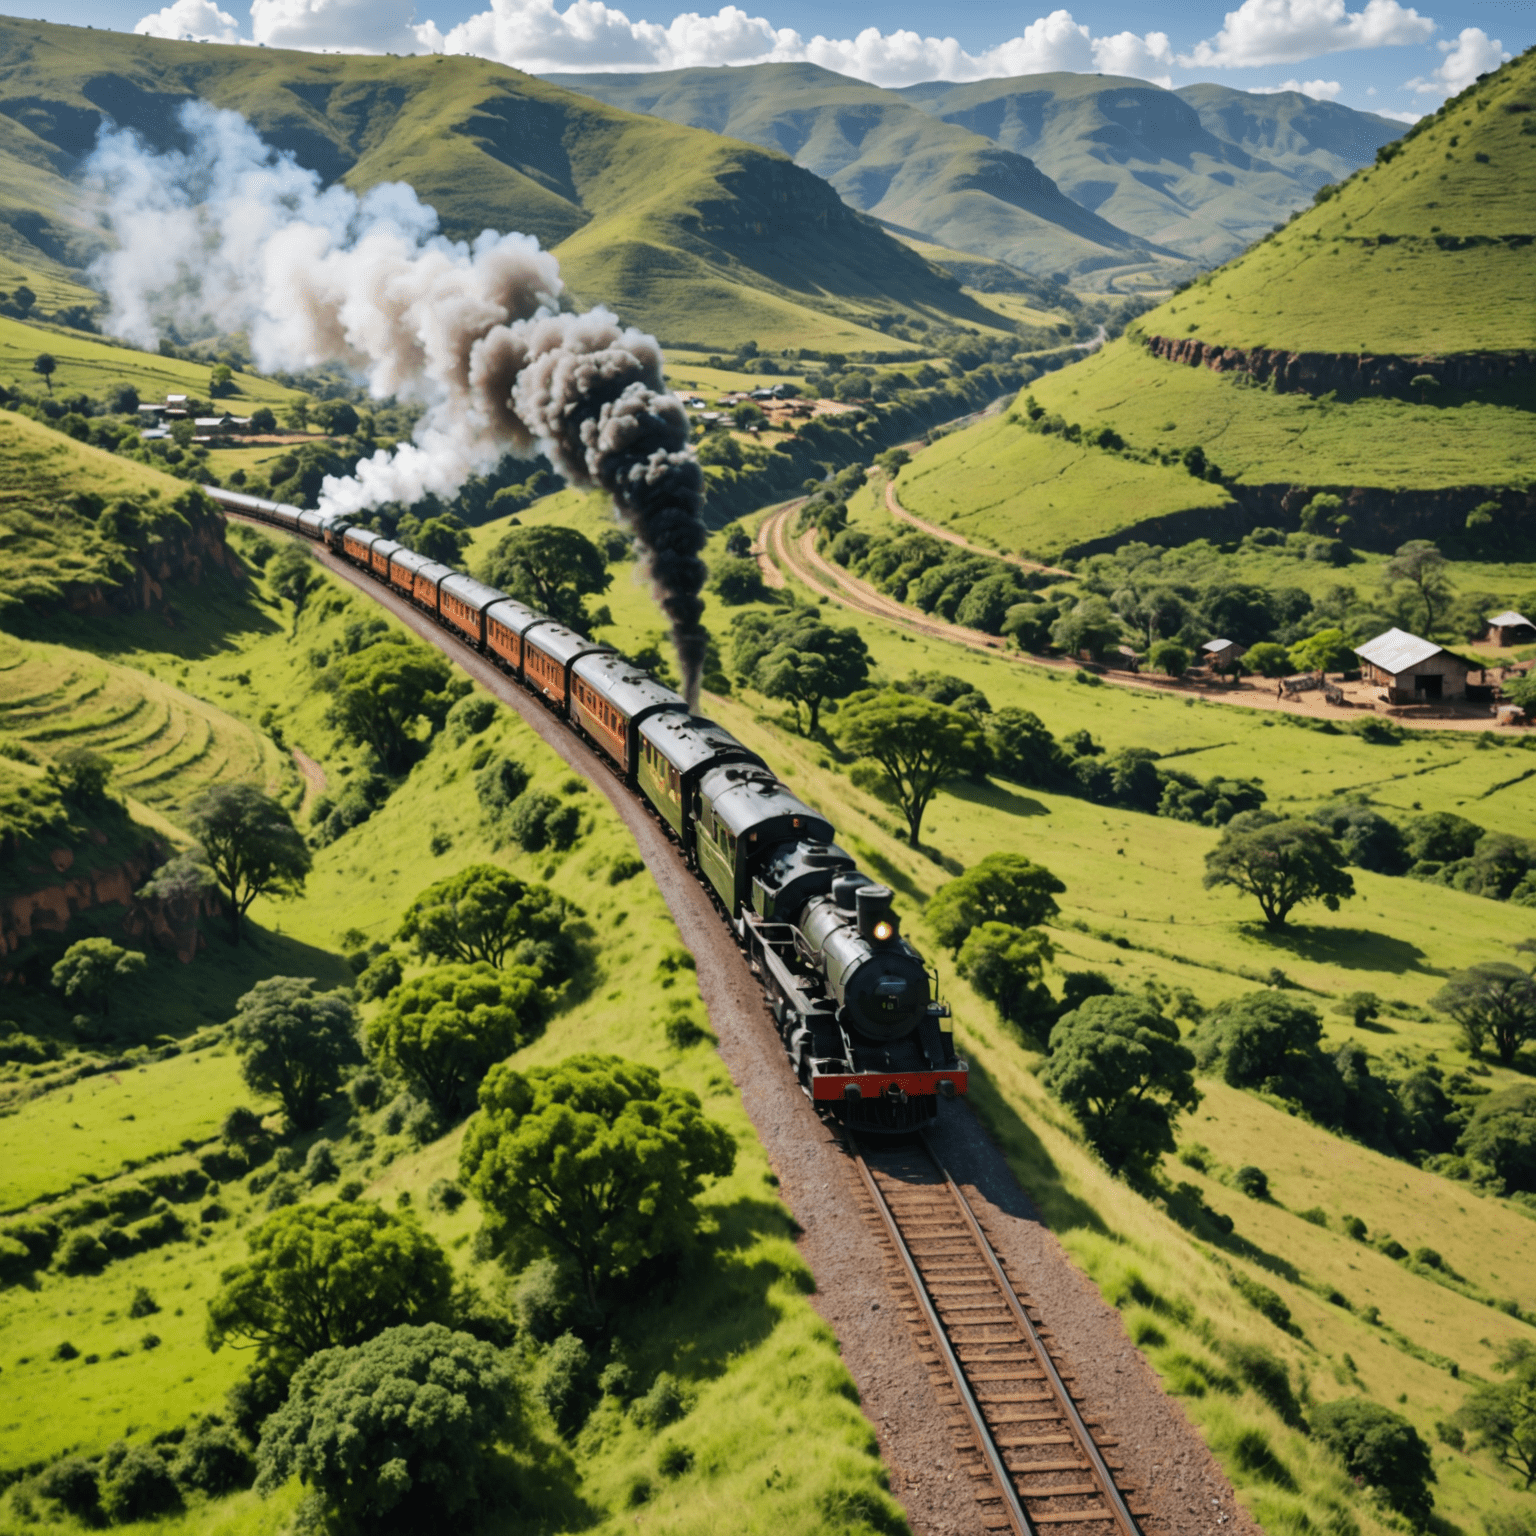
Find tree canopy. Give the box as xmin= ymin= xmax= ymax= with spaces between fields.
xmin=50 ymin=939 xmax=145 ymax=1019
xmin=256 ymin=1324 xmax=523 ymax=1534
xmin=955 ymin=923 xmax=1053 ymax=1033
xmin=1384 ymin=540 xmax=1453 ymax=636
xmin=367 ymin=962 xmax=549 ymax=1121
xmin=927 ymin=852 xmax=1065 ymax=953
xmin=187 ymin=784 xmax=312 ymax=943
xmin=1458 ymin=1085 xmax=1536 ymax=1195
xmin=396 ymin=863 xmax=579 ymax=976
xmin=267 ymin=541 xmax=323 ymax=632
xmin=228 ymin=976 xmax=362 ymax=1131
xmin=207 ymin=1202 xmax=454 ymax=1374
xmin=838 ymin=690 xmax=985 ymax=846
xmin=1312 ymin=1399 xmax=1436 ymax=1524
xmin=1049 ymin=597 xmax=1121 ymax=661
xmin=1203 ymin=814 xmax=1355 ymax=929
xmin=1431 ymin=963 xmax=1536 ymax=1064
xmin=731 ymin=608 xmax=870 ymax=735
xmin=1041 ymin=995 xmax=1200 ymax=1176
xmin=324 ymin=638 xmax=467 ymax=773
xmin=1189 ymin=993 xmax=1345 ymax=1121
xmin=1455 ymin=1339 xmax=1536 ymax=1488
xmin=460 ymin=1053 xmax=736 ymax=1310
xmin=480 ymin=525 xmax=611 ymax=631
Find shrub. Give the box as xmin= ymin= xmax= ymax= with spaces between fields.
xmin=536 ymin=1330 xmax=595 ymax=1435
xmin=304 ymin=1140 xmax=339 ymax=1185
xmin=1312 ymin=1399 xmax=1435 ymax=1524
xmin=0 ymin=1232 xmax=33 ymax=1285
xmin=36 ymin=1457 xmax=102 ymax=1520
xmin=101 ymin=1443 xmax=182 ymax=1523
xmin=56 ymin=1230 xmax=108 ymax=1275
xmin=1224 ymin=1341 xmax=1305 ymax=1428
xmin=508 ymin=791 xmax=580 ymax=852
xmin=632 ymin=1370 xmax=691 ymax=1430
xmin=1230 ymin=1273 xmax=1293 ymax=1331
xmin=1232 ymin=1165 xmax=1269 ymax=1199
xmin=658 ymin=1441 xmax=694 ymax=1477
xmin=172 ymin=1420 xmax=256 ymax=1495
xmin=129 ymin=1286 xmax=160 ymax=1318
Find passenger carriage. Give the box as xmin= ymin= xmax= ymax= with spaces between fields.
xmin=569 ymin=654 xmax=685 ymax=777
xmin=438 ymin=573 xmax=505 ymax=647
xmin=387 ymin=546 xmax=433 ymax=599
xmin=411 ymin=560 xmax=454 ymax=613
xmin=694 ymin=762 xmax=832 ymax=915
xmin=521 ymin=623 xmax=611 ymax=709
xmin=636 ymin=713 xmax=764 ymax=844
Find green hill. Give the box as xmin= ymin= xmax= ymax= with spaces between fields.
xmin=0 ymin=18 xmax=1010 ymax=354
xmin=547 ymin=62 xmax=1174 ymax=286
xmin=901 ymin=73 xmax=1403 ymax=269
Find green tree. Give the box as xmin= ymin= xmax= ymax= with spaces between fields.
xmin=209 ymin=363 xmax=235 ymax=398
xmin=228 ymin=976 xmax=361 ymax=1131
xmin=1384 ymin=540 xmax=1454 ymax=636
xmin=396 ymin=864 xmax=578 ymax=974
xmin=1244 ymin=641 xmax=1292 ymax=677
xmin=986 ymin=706 xmax=1066 ymax=787
xmin=1505 ymin=672 xmax=1536 ymax=721
xmin=208 ymin=1203 xmax=453 ymax=1378
xmin=1287 ymin=628 xmax=1355 ymax=674
xmin=839 ymin=690 xmax=984 ymax=846
xmin=1049 ymin=597 xmax=1121 ymax=661
xmin=326 ymin=639 xmax=466 ymax=772
xmin=731 ymin=401 xmax=766 ymax=430
xmin=33 ymin=353 xmax=56 ymax=394
xmin=1457 ymin=1086 xmax=1536 ymax=1194
xmin=709 ymin=555 xmax=768 ymax=606
xmin=480 ymin=526 xmax=611 ymax=631
xmin=1312 ymin=1399 xmax=1436 ymax=1524
xmin=367 ymin=963 xmax=548 ymax=1120
xmin=267 ymin=540 xmax=321 ymax=632
xmin=460 ymin=1054 xmax=736 ymax=1311
xmin=731 ymin=609 xmax=870 ymax=734
xmin=1300 ymin=491 xmax=1346 ymax=534
xmin=1456 ymin=1339 xmax=1536 ymax=1487
xmin=50 ymin=938 xmax=145 ymax=1019
xmin=1203 ymin=815 xmax=1355 ymax=930
xmin=1431 ymin=964 xmax=1536 ymax=1063
xmin=187 ymin=784 xmax=311 ymax=943
xmin=926 ymin=852 xmax=1065 ymax=953
xmin=1188 ymin=993 xmax=1346 ymax=1124
xmin=1147 ymin=639 xmax=1189 ymax=677
xmin=49 ymin=747 xmax=115 ymax=809
xmin=249 ymin=406 xmax=277 ymax=433
xmin=1041 ymin=995 xmax=1200 ymax=1177
xmin=956 ymin=923 xmax=1053 ymax=1031
xmin=255 ymin=1324 xmax=522 ymax=1534
xmin=412 ymin=515 xmax=471 ymax=566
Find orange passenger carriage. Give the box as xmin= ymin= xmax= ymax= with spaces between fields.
xmin=388 ymin=546 xmax=434 ymax=599
xmin=437 ymin=573 xmax=505 ymax=647
xmin=521 ymin=622 xmax=611 ymax=709
xmin=412 ymin=560 xmax=454 ymax=612
xmin=483 ymin=597 xmax=546 ymax=676
xmin=568 ymin=653 xmax=687 ymax=777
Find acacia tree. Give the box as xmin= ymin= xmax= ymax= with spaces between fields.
xmin=208 ymin=1203 xmax=453 ymax=1377
xmin=1041 ymin=995 xmax=1200 ymax=1176
xmin=1203 ymin=814 xmax=1355 ymax=929
xmin=50 ymin=939 xmax=146 ymax=1019
xmin=480 ymin=525 xmax=611 ymax=630
xmin=1431 ymin=963 xmax=1536 ymax=1063
xmin=187 ymin=784 xmax=311 ymax=943
xmin=229 ymin=976 xmax=361 ymax=1130
xmin=366 ymin=963 xmax=549 ymax=1120
xmin=460 ymin=1053 xmax=736 ymax=1312
xmin=732 ymin=609 xmax=870 ymax=734
xmin=839 ymin=690 xmax=984 ymax=846
xmin=926 ymin=852 xmax=1065 ymax=953
xmin=256 ymin=1324 xmax=522 ymax=1534
xmin=1457 ymin=1340 xmax=1536 ymax=1487
xmin=1384 ymin=539 xmax=1454 ymax=636
xmin=33 ymin=353 xmax=55 ymax=394
xmin=396 ymin=863 xmax=578 ymax=974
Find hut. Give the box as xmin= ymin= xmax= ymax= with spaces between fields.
xmin=1200 ymin=638 xmax=1247 ymax=673
xmin=1486 ymin=610 xmax=1536 ymax=647
xmin=1354 ymin=628 xmax=1473 ymax=703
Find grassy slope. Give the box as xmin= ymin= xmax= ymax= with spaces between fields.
xmin=1142 ymin=50 xmax=1536 ymax=354
xmin=0 ymin=18 xmax=1012 ymax=355
xmin=0 ymin=546 xmax=902 ymax=1535
xmin=544 ymin=63 xmax=1167 ymax=284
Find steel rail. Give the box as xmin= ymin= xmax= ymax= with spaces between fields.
xmin=849 ymin=1138 xmax=1034 ymax=1536
xmin=921 ymin=1135 xmax=1143 ymax=1536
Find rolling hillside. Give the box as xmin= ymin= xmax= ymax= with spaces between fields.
xmin=0 ymin=17 xmax=1010 ymax=353
xmin=902 ymin=73 xmax=1404 ymax=268
xmin=547 ymin=62 xmax=1175 ymax=286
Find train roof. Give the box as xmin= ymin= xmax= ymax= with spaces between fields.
xmin=343 ymin=526 xmax=387 ymax=550
xmin=439 ymin=572 xmax=508 ymax=614
xmin=413 ymin=560 xmax=455 ymax=588
xmin=700 ymin=761 xmax=834 ymax=843
xmin=296 ymin=508 xmax=327 ymax=534
xmin=639 ymin=712 xmax=764 ymax=778
xmin=524 ymin=621 xmax=612 ymax=666
xmin=389 ymin=547 xmax=434 ymax=577
xmin=484 ymin=596 xmax=548 ymax=635
xmin=571 ymin=653 xmax=687 ymax=720
xmin=368 ymin=537 xmax=403 ymax=562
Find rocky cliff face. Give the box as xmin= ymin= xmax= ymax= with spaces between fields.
xmin=1141 ymin=332 xmax=1535 ymax=398
xmin=65 ymin=513 xmax=242 ymax=619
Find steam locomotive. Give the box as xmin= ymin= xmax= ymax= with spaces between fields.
xmin=206 ymin=487 xmax=968 ymax=1132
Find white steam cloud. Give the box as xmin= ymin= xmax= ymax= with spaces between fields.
xmin=86 ymin=102 xmax=709 ymax=702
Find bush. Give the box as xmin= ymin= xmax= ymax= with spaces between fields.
xmin=172 ymin=1420 xmax=256 ymax=1495
xmin=304 ymin=1140 xmax=339 ymax=1185
xmin=508 ymin=791 xmax=581 ymax=852
xmin=1224 ymin=1342 xmax=1305 ymax=1428
xmin=1312 ymin=1399 xmax=1435 ymax=1524
xmin=101 ymin=1443 xmax=182 ymax=1523
xmin=56 ymin=1229 xmax=108 ymax=1275
xmin=0 ymin=1232 xmax=33 ymax=1285
xmin=356 ymin=951 xmax=403 ymax=1001
xmin=632 ymin=1370 xmax=691 ymax=1430
xmin=129 ymin=1286 xmax=160 ymax=1318
xmin=36 ymin=1457 xmax=102 ymax=1521
xmin=1232 ymin=1165 xmax=1269 ymax=1199
xmin=1231 ymin=1273 xmax=1292 ymax=1331
xmin=536 ymin=1330 xmax=595 ymax=1435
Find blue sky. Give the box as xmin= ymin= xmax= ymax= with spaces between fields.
xmin=25 ymin=0 xmax=1533 ymax=118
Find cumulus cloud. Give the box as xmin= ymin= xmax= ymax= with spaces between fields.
xmin=416 ymin=2 xmax=1174 ymax=87
xmin=134 ymin=0 xmax=241 ymax=42
xmin=1253 ymin=77 xmax=1343 ymax=98
xmin=250 ymin=0 xmax=423 ymax=52
xmin=1406 ymin=26 xmax=1509 ymax=97
xmin=1180 ymin=0 xmax=1435 ymax=69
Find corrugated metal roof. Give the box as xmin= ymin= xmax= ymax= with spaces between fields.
xmin=1488 ymin=610 xmax=1531 ymax=628
xmin=1354 ymin=628 xmax=1444 ymax=673
xmin=1201 ymin=638 xmax=1235 ymax=652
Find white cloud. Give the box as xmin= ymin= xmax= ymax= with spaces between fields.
xmin=249 ymin=0 xmax=423 ymax=51
xmin=134 ymin=0 xmax=241 ymax=42
xmin=416 ymin=3 xmax=1174 ymax=88
xmin=1376 ymin=106 xmax=1422 ymax=120
xmin=1180 ymin=0 xmax=1434 ymax=69
xmin=1253 ymin=76 xmax=1343 ymax=98
xmin=1406 ymin=26 xmax=1509 ymax=97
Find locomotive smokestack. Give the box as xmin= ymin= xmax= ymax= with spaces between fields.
xmin=85 ymin=101 xmax=709 ymax=699
xmin=856 ymin=885 xmax=897 ymax=942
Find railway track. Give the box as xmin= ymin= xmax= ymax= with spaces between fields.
xmin=851 ymin=1135 xmax=1153 ymax=1536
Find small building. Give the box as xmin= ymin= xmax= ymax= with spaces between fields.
xmin=1200 ymin=637 xmax=1247 ymax=672
xmin=1354 ymin=627 xmax=1473 ymax=703
xmin=1486 ymin=610 xmax=1536 ymax=647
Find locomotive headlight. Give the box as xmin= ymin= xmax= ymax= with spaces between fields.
xmin=872 ymin=919 xmax=894 ymax=942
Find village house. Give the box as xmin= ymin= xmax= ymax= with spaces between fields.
xmin=1200 ymin=637 xmax=1246 ymax=672
xmin=1486 ymin=609 xmax=1536 ymax=646
xmin=1354 ymin=628 xmax=1474 ymax=703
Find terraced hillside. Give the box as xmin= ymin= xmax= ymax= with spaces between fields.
xmin=0 ymin=17 xmax=1012 ymax=353
xmin=895 ymin=51 xmax=1536 ymax=559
